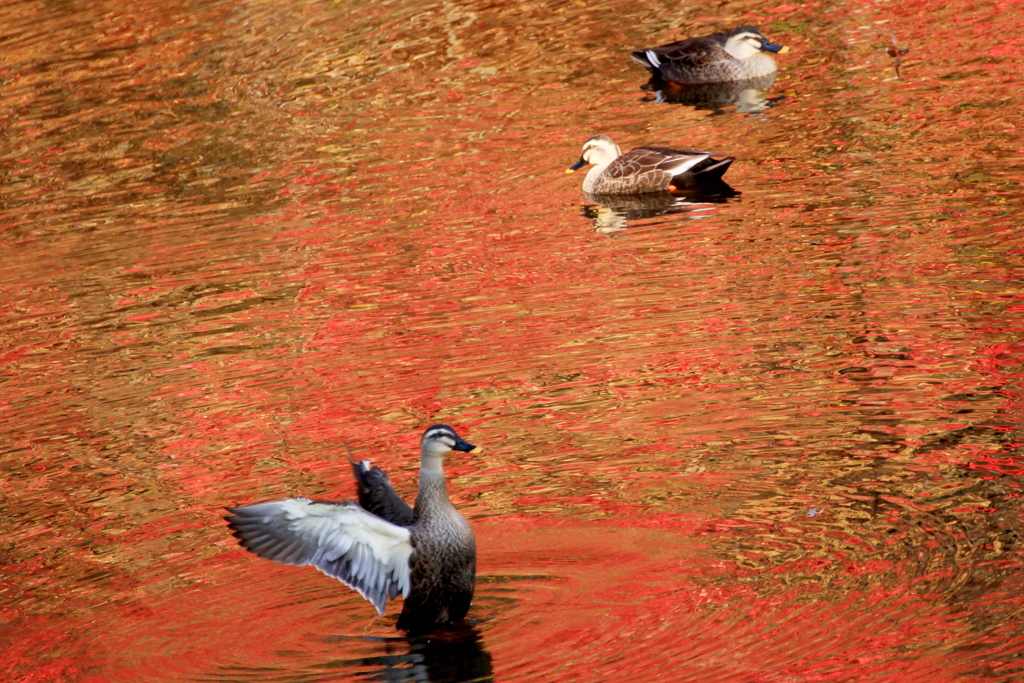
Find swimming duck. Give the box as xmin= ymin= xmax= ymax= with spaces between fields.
xmin=225 ymin=424 xmax=480 ymax=633
xmin=567 ymin=135 xmax=733 ymax=195
xmin=631 ymin=26 xmax=787 ymax=84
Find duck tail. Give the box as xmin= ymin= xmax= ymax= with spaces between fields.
xmin=693 ymin=156 xmax=734 ymax=183
xmin=670 ymin=156 xmax=734 ymax=189
xmin=630 ymin=50 xmax=658 ymax=71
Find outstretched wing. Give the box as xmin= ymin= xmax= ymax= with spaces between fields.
xmin=351 ymin=460 xmax=415 ymax=527
xmin=226 ymin=498 xmax=413 ymax=615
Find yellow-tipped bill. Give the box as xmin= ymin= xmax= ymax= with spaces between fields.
xmin=567 ymin=157 xmax=587 ymax=173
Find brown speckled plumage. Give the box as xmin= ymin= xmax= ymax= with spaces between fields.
xmin=396 ymin=475 xmax=476 ymax=632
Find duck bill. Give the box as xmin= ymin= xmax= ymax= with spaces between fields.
xmin=760 ymin=40 xmax=788 ymax=54
xmin=452 ymin=437 xmax=479 ymax=453
xmin=566 ymin=157 xmax=587 ymax=174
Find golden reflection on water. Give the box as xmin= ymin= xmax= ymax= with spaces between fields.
xmin=2 ymin=0 xmax=1024 ymax=680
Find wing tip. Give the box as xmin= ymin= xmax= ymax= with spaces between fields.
xmin=630 ymin=50 xmax=653 ymax=69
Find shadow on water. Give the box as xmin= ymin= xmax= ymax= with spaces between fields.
xmin=199 ymin=623 xmax=492 ymax=683
xmin=582 ymin=185 xmax=737 ymax=232
xmin=640 ymin=74 xmax=783 ymax=114
xmin=338 ymin=625 xmax=492 ymax=683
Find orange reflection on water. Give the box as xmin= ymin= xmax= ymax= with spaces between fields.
xmin=2 ymin=0 xmax=1024 ymax=680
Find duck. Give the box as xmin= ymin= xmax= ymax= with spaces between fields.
xmin=631 ymin=26 xmax=788 ymax=85
xmin=225 ymin=424 xmax=480 ymax=633
xmin=566 ymin=135 xmax=733 ymax=195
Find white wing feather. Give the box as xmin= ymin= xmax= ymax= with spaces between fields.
xmin=662 ymin=154 xmax=710 ymax=176
xmin=226 ymin=498 xmax=413 ymax=615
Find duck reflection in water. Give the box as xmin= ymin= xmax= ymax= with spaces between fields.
xmin=583 ymin=186 xmax=737 ymax=233
xmin=332 ymin=623 xmax=493 ymax=683
xmin=641 ymin=73 xmax=782 ymax=114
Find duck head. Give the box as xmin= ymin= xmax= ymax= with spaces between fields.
xmin=724 ymin=27 xmax=788 ymax=60
xmin=566 ymin=134 xmax=623 ymax=173
xmin=421 ymin=424 xmax=478 ymax=458
xmin=420 ymin=424 xmax=478 ymax=475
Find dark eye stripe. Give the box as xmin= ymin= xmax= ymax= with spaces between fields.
xmin=425 ymin=427 xmax=455 ymax=441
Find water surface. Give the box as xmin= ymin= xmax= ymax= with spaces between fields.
xmin=2 ymin=0 xmax=1024 ymax=681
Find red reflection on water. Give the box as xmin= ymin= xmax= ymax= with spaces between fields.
xmin=3 ymin=0 xmax=1024 ymax=679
